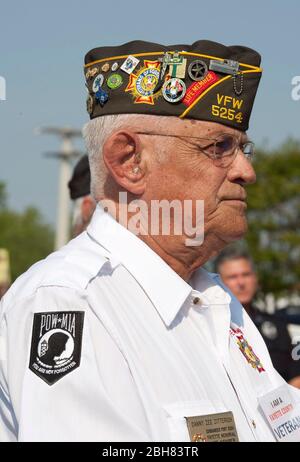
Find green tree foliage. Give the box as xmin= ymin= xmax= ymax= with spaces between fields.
xmin=0 ymin=183 xmax=54 ymax=282
xmin=0 ymin=182 xmax=6 ymax=208
xmin=245 ymin=139 xmax=300 ymax=298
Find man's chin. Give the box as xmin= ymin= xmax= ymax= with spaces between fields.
xmin=221 ymin=216 xmax=248 ymax=243
xmin=220 ymin=202 xmax=248 ymax=233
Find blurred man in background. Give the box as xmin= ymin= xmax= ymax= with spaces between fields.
xmin=68 ymin=155 xmax=95 ymax=237
xmin=216 ymin=249 xmax=300 ymax=387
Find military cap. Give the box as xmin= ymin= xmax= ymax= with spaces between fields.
xmin=68 ymin=155 xmax=91 ymax=200
xmin=84 ymin=40 xmax=262 ymax=131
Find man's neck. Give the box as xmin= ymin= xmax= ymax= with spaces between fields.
xmin=138 ymin=232 xmax=224 ymax=282
xmin=103 ymin=201 xmax=228 ymax=282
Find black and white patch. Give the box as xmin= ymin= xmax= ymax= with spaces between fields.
xmin=29 ymin=311 xmax=84 ymax=385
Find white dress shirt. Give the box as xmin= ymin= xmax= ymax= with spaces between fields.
xmin=1 ymin=205 xmax=299 ymax=442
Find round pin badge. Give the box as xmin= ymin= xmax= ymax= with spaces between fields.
xmin=101 ymin=62 xmax=110 ymax=72
xmin=162 ymin=78 xmax=186 ymax=103
xmin=111 ymin=62 xmax=119 ymax=72
xmin=92 ymin=74 xmax=105 ymax=93
xmin=188 ymin=60 xmax=208 ymax=81
xmin=107 ymin=73 xmax=123 ymax=89
xmin=135 ymin=68 xmax=160 ymax=97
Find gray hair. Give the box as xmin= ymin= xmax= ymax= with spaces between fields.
xmin=215 ymin=247 xmax=255 ymax=273
xmin=82 ymin=114 xmax=172 ymax=201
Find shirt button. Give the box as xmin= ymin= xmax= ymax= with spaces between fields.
xmin=193 ymin=297 xmax=202 ymax=306
xmin=251 ymin=420 xmax=256 ymax=429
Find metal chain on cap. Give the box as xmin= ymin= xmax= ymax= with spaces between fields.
xmin=233 ymin=72 xmax=244 ymax=96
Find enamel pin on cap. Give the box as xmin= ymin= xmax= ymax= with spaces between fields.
xmin=120 ymin=55 xmax=140 ymax=74
xmin=162 ymin=78 xmax=186 ymax=103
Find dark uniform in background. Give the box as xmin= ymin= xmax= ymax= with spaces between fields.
xmin=249 ymin=304 xmax=300 ymax=382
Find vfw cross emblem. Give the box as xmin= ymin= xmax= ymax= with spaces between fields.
xmin=230 ymin=325 xmax=265 ymax=373
xmin=29 ymin=311 xmax=84 ymax=385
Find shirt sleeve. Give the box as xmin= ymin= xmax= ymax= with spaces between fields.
xmin=0 ymin=309 xmax=18 ymax=441
xmin=0 ymin=286 xmax=150 ymax=442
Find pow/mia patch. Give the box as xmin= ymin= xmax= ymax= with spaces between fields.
xmin=29 ymin=311 xmax=84 ymax=385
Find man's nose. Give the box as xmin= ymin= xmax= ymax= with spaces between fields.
xmin=227 ymin=149 xmax=256 ymax=185
xmin=237 ymin=277 xmax=246 ymax=288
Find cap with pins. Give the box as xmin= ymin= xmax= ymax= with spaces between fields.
xmin=84 ymin=40 xmax=262 ymax=131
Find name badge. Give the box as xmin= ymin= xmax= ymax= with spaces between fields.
xmin=186 ymin=411 xmax=239 ymax=442
xmin=258 ymin=385 xmax=300 ymax=442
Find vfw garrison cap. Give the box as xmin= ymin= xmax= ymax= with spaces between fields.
xmin=84 ymin=40 xmax=262 ymax=131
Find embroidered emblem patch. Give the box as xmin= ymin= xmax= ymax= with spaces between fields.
xmin=29 ymin=311 xmax=85 ymax=385
xmin=230 ymin=326 xmax=265 ymax=373
xmin=183 ymin=71 xmax=219 ymax=107
xmin=125 ymin=60 xmax=161 ymax=105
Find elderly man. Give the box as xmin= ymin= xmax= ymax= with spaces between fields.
xmin=1 ymin=40 xmax=300 ymax=442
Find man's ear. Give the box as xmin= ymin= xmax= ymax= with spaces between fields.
xmin=103 ymin=130 xmax=146 ymax=195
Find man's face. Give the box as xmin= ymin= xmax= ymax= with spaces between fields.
xmin=218 ymin=258 xmax=258 ymax=305
xmin=141 ymin=118 xmax=256 ymax=254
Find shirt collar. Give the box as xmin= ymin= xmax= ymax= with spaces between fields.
xmin=87 ymin=205 xmax=230 ymax=326
xmin=190 ymin=270 xmax=232 ymax=305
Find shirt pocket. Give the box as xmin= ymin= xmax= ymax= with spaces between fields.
xmin=163 ymin=400 xmax=229 ymax=442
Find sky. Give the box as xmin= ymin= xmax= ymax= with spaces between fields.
xmin=1 ymin=0 xmax=300 ymax=225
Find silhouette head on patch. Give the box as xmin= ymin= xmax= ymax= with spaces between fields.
xmin=41 ymin=332 xmax=69 ymax=366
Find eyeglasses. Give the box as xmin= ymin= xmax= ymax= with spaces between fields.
xmin=136 ymin=131 xmax=255 ymax=167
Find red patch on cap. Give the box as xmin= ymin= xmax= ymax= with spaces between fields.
xmin=183 ymin=71 xmax=219 ymax=107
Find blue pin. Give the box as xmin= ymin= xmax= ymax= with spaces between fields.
xmin=95 ymin=86 xmax=108 ymax=107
